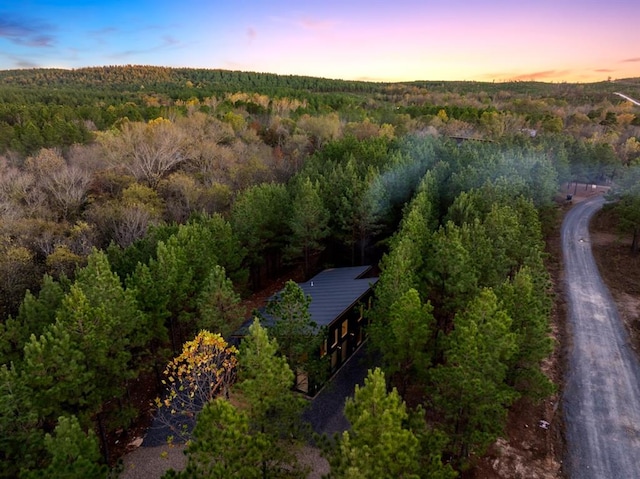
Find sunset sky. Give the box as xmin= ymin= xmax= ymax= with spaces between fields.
xmin=1 ymin=0 xmax=639 ymax=83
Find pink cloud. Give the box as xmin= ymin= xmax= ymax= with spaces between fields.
xmin=297 ymin=16 xmax=337 ymax=31
xmin=509 ymin=70 xmax=571 ymax=81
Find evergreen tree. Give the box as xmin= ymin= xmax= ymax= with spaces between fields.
xmin=5 ymin=274 xmax=66 ymax=360
xmin=380 ymin=289 xmax=434 ymax=394
xmin=196 ymin=265 xmax=244 ymax=337
xmin=236 ymin=319 xmax=306 ymax=477
xmin=429 ymin=289 xmax=517 ymax=463
xmin=285 ymin=177 xmax=329 ymax=277
xmin=329 ymin=368 xmax=420 ymax=479
xmin=126 ymin=261 xmax=171 ymax=357
xmin=334 ymin=160 xmax=381 ymax=265
xmin=20 ymin=322 xmax=92 ymax=423
xmin=0 ymin=364 xmax=44 ymax=478
xmin=497 ymin=267 xmax=554 ymax=398
xmin=56 ymin=250 xmax=146 ymax=403
xmin=190 ymin=213 xmax=247 ymax=286
xmin=406 ymin=406 xmax=457 ymax=479
xmin=230 ymin=183 xmax=291 ymax=287
xmin=22 ymin=415 xmax=108 ymax=479
xmin=264 ymin=280 xmax=326 ymax=390
xmin=163 ymin=398 xmax=269 ymax=479
xmin=371 ymin=182 xmax=436 ymax=321
xmin=144 ymin=240 xmax=194 ymax=353
xmin=610 ymin=166 xmax=640 ymax=253
xmin=422 ymin=221 xmax=478 ymax=355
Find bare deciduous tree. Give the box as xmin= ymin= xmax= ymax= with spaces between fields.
xmin=47 ymin=164 xmax=91 ymax=220
xmin=99 ymin=118 xmax=187 ymax=187
xmin=24 ymin=148 xmax=91 ymax=220
xmin=112 ymin=206 xmax=152 ymax=248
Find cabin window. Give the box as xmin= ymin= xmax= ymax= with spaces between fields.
xmin=320 ymin=339 xmax=327 ymax=358
xmin=296 ymin=370 xmax=309 ymax=394
xmin=331 ymin=328 xmax=339 ymax=347
xmin=341 ymin=319 xmax=348 ymax=338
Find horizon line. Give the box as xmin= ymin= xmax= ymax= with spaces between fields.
xmin=0 ymin=63 xmax=637 ymax=86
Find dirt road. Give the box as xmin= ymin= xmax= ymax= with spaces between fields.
xmin=562 ymin=195 xmax=640 ymax=478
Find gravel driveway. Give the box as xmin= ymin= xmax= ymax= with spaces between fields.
xmin=562 ymin=195 xmax=640 ymax=478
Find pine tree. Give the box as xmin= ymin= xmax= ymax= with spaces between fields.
xmin=230 ymin=183 xmax=291 ymax=287
xmin=22 ymin=415 xmax=108 ymax=479
xmin=429 ymin=289 xmax=517 ymax=463
xmin=3 ymin=274 xmax=66 ymax=362
xmin=381 ymin=289 xmax=434 ymax=393
xmin=145 ymin=240 xmax=194 ymax=353
xmin=163 ymin=398 xmax=269 ymax=479
xmin=497 ymin=267 xmax=554 ymax=398
xmin=56 ymin=250 xmax=145 ymax=403
xmin=285 ymin=177 xmax=329 ymax=277
xmin=329 ymin=368 xmax=420 ymax=479
xmin=21 ymin=322 xmax=92 ymax=422
xmin=264 ymin=280 xmax=326 ymax=390
xmin=422 ymin=221 xmax=478 ymax=359
xmin=236 ymin=319 xmax=307 ymax=477
xmin=196 ymin=265 xmax=244 ymax=337
xmin=0 ymin=364 xmax=44 ymax=478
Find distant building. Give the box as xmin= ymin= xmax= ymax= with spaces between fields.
xmin=449 ymin=135 xmax=494 ymax=145
xmin=233 ymin=266 xmax=378 ymax=395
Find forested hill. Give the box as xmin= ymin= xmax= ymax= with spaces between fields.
xmin=1 ymin=65 xmax=639 ymax=100
xmin=0 ymin=65 xmax=384 ymax=95
xmin=1 ymin=64 xmax=639 ymax=161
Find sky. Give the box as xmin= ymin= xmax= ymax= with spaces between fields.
xmin=1 ymin=0 xmax=639 ymax=83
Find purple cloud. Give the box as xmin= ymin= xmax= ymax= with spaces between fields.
xmin=0 ymin=49 xmax=41 ymax=68
xmin=621 ymin=57 xmax=640 ymax=63
xmin=15 ymin=58 xmax=39 ymax=68
xmin=297 ymin=16 xmax=337 ymax=31
xmin=0 ymin=13 xmax=55 ymax=47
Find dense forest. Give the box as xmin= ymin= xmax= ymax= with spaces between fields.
xmin=1 ymin=66 xmax=640 ymax=478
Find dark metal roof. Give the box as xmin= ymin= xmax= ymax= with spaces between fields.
xmin=297 ymin=266 xmax=378 ymax=327
xmin=231 ymin=266 xmax=378 ymax=339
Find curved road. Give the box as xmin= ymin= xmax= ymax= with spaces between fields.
xmin=614 ymin=92 xmax=640 ymax=107
xmin=562 ymin=196 xmax=640 ymax=478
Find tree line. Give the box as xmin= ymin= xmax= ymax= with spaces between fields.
xmin=368 ymin=147 xmax=556 ymax=468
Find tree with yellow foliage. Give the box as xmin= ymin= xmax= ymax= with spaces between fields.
xmin=154 ymin=331 xmax=238 ymax=442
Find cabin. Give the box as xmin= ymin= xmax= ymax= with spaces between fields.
xmin=233 ymin=265 xmax=378 ymax=395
